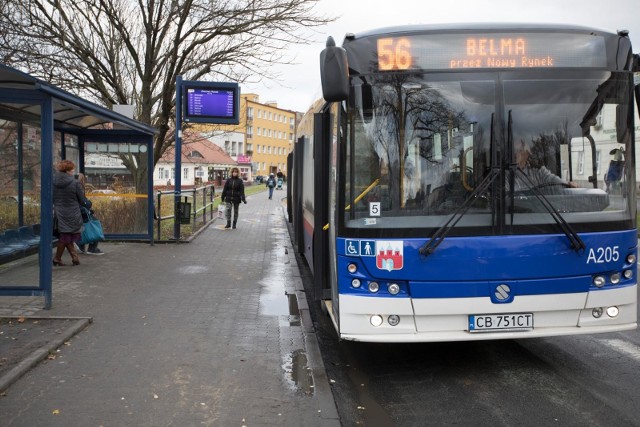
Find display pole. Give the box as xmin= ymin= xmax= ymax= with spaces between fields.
xmin=174 ymin=75 xmax=183 ymax=241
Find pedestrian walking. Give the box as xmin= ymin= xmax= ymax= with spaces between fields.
xmin=266 ymin=173 xmax=276 ymax=199
xmin=220 ymin=167 xmax=246 ymax=229
xmin=52 ymin=160 xmax=85 ymax=266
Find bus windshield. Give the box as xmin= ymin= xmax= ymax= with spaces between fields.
xmin=344 ymin=70 xmax=634 ymax=235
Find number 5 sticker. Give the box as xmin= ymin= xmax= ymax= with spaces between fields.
xmin=370 ymin=202 xmax=381 ymax=217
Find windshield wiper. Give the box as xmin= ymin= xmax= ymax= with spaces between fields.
xmin=511 ymin=168 xmax=586 ymax=252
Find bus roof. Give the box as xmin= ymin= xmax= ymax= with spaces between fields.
xmin=343 ymin=22 xmax=619 ymax=44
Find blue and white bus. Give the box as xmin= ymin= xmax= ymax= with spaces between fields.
xmin=290 ymin=23 xmax=640 ymax=342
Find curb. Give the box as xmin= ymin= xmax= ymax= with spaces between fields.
xmin=0 ymin=317 xmax=92 ymax=394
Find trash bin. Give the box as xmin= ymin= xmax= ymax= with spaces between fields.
xmin=177 ymin=201 xmax=191 ymax=225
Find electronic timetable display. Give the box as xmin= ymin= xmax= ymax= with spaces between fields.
xmin=376 ymin=32 xmax=607 ymax=71
xmin=183 ymin=82 xmax=240 ymax=124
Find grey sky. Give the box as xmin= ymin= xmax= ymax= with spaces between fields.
xmin=244 ymin=0 xmax=640 ymax=113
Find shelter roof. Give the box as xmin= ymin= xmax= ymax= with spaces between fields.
xmin=0 ymin=64 xmax=155 ymax=135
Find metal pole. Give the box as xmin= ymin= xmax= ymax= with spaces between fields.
xmin=42 ymin=96 xmax=53 ymax=309
xmin=157 ymin=191 xmax=161 ymax=240
xmin=174 ymin=76 xmax=183 ymax=242
xmin=148 ymin=135 xmax=155 ymax=246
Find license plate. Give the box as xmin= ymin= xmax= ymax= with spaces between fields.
xmin=469 ymin=313 xmax=533 ymax=333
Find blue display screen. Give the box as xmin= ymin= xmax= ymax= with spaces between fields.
xmin=186 ymin=88 xmax=235 ymax=118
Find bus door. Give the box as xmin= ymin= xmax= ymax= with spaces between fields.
xmin=312 ymin=104 xmax=341 ymax=323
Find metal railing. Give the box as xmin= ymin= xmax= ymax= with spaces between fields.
xmin=155 ymin=184 xmax=217 ymax=241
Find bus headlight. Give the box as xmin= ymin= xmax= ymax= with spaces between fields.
xmin=606 ymin=306 xmax=619 ymax=318
xmin=610 ymin=272 xmax=621 ymax=285
xmin=388 ymin=315 xmax=400 ymax=326
xmin=623 ymin=269 xmax=633 ymax=279
xmin=370 ymin=315 xmax=383 ymax=327
xmin=388 ymin=283 xmax=400 ymax=295
xmin=593 ymin=276 xmax=606 ymax=288
xmin=592 ymin=307 xmax=603 ymax=318
xmin=351 ymin=279 xmax=361 ymax=288
xmin=368 ymin=282 xmax=379 ymax=293
xmin=347 ymin=263 xmax=357 ymax=273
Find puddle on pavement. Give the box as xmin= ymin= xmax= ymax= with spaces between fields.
xmin=258 ymin=260 xmax=289 ymax=316
xmin=176 ymin=265 xmax=209 ymax=274
xmin=282 ymin=349 xmax=314 ymax=395
xmin=261 ymin=290 xmax=301 ymax=327
xmin=278 ymin=293 xmax=301 ymax=327
xmin=258 ymin=221 xmax=295 ymax=319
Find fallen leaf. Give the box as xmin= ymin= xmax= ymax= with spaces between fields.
xmin=17 ymin=317 xmax=25 ymax=323
xmin=52 ymin=409 xmax=60 ymax=415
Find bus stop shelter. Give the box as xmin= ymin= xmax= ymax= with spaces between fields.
xmin=0 ymin=64 xmax=156 ymax=308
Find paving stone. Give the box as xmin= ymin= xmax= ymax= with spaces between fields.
xmin=0 ymin=188 xmax=339 ymax=426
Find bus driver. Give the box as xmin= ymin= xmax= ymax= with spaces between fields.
xmin=512 ymin=140 xmax=576 ymax=192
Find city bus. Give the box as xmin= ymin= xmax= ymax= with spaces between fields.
xmin=290 ymin=23 xmax=640 ymax=342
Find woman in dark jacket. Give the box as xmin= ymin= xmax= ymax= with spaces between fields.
xmin=220 ymin=167 xmax=246 ymax=229
xmin=52 ymin=160 xmax=87 ymax=265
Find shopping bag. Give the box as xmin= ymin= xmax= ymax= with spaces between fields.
xmin=53 ymin=215 xmax=60 ymax=238
xmin=80 ymin=208 xmax=105 ymax=244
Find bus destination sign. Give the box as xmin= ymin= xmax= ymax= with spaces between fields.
xmin=377 ymin=33 xmax=606 ymax=71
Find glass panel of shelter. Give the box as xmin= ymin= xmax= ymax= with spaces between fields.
xmin=0 ymin=107 xmax=41 ymax=285
xmin=83 ymin=141 xmax=149 ymax=235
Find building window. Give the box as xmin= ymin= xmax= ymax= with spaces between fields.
xmin=171 ymin=168 xmax=175 ymax=179
xmin=183 ymin=168 xmax=189 ymax=179
xmin=577 ymin=151 xmax=584 ymax=175
xmin=247 ymin=107 xmax=253 ymax=120
xmin=158 ymin=167 xmax=164 ymax=179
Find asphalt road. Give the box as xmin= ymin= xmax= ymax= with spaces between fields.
xmin=305 ymin=276 xmax=640 ymax=426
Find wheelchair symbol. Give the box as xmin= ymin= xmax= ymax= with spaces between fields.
xmin=346 ymin=240 xmax=359 ymax=255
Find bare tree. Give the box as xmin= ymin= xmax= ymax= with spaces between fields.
xmin=0 ymin=0 xmax=331 ymax=166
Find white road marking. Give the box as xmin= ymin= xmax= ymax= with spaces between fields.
xmin=600 ymin=339 xmax=640 ymax=362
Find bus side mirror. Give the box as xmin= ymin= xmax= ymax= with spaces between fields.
xmin=320 ymin=36 xmax=349 ymax=102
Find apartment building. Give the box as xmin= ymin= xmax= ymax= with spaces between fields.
xmin=193 ymin=93 xmax=298 ymax=179
xmin=243 ymin=94 xmax=297 ymax=178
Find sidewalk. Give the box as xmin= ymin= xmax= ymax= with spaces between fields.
xmin=0 ymin=187 xmax=340 ymax=426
